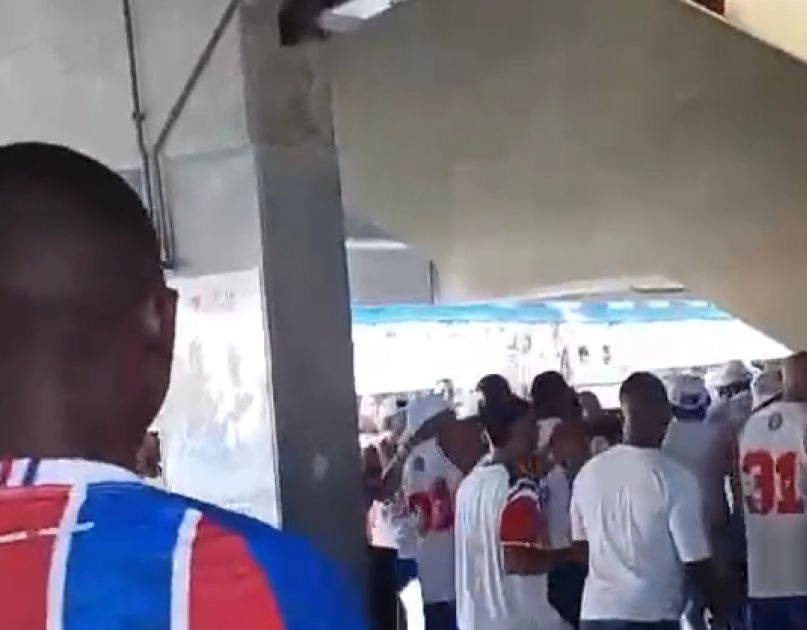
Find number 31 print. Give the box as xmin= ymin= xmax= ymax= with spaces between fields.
xmin=742 ymin=450 xmax=805 ymax=515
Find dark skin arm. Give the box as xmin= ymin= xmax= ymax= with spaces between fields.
xmin=503 ymin=541 xmax=587 ymax=576
xmin=686 ymin=558 xmax=730 ymax=624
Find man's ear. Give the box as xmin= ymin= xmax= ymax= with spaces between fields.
xmin=140 ymin=287 xmax=177 ymax=355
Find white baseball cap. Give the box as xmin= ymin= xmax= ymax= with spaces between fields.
xmin=752 ymin=370 xmax=783 ymax=408
xmin=377 ymin=396 xmax=398 ymax=421
xmin=668 ymin=374 xmax=710 ymax=412
xmin=405 ymin=393 xmax=451 ymax=435
xmin=711 ymin=360 xmax=753 ymax=388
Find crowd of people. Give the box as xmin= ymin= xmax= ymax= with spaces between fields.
xmin=2 ymin=141 xmax=806 ymax=630
xmin=362 ymin=356 xmax=807 ymax=630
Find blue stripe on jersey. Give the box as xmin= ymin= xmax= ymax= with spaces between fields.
xmin=507 ymin=477 xmax=539 ymax=499
xmin=180 ymin=496 xmax=367 ymax=630
xmin=22 ymin=459 xmax=40 ymax=486
xmin=62 ymin=482 xmax=186 ymax=629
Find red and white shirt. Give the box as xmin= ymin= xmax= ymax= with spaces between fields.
xmin=402 ymin=439 xmax=465 ymax=604
xmin=454 ymin=462 xmax=568 ymax=630
xmin=739 ymin=401 xmax=807 ymax=598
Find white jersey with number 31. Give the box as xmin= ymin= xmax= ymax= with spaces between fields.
xmin=739 ymin=400 xmax=807 ymax=598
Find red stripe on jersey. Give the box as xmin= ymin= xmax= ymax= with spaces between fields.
xmin=0 ymin=486 xmax=70 ymax=630
xmin=500 ymin=495 xmax=548 ymax=547
xmin=189 ymin=517 xmax=285 ymax=629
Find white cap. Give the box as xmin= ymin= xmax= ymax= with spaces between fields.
xmin=377 ymin=396 xmax=398 ymax=421
xmin=454 ymin=391 xmax=482 ymax=421
xmin=405 ymin=393 xmax=450 ymax=435
xmin=711 ymin=360 xmax=753 ymax=388
xmin=752 ymin=370 xmax=783 ymax=408
xmin=668 ymin=374 xmax=710 ymax=412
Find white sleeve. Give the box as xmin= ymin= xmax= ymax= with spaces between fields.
xmin=569 ymin=475 xmax=587 ymax=542
xmin=546 ymin=467 xmax=572 ymax=548
xmin=401 ymin=457 xmax=414 ymax=496
xmin=668 ymin=466 xmax=711 ymax=563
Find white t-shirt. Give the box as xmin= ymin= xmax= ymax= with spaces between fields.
xmin=402 ymin=438 xmax=465 ymax=603
xmin=366 ymin=493 xmax=418 ymax=559
xmin=454 ymin=462 xmax=569 ymax=630
xmin=544 ymin=464 xmax=572 ymax=548
xmin=571 ymin=445 xmax=710 ymax=622
xmin=739 ymin=400 xmax=807 ymax=598
xmin=368 ymin=500 xmax=399 ymax=549
xmin=663 ymin=419 xmax=731 ymax=529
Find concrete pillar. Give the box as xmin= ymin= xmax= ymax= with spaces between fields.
xmin=238 ymin=1 xmax=366 ymax=583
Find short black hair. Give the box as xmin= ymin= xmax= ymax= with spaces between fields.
xmin=530 ymin=371 xmax=567 ymax=403
xmin=482 ymin=396 xmax=530 ymax=448
xmin=0 ymin=142 xmax=161 ymax=288
xmin=619 ymin=372 xmax=669 ymax=406
xmin=0 ymin=143 xmax=163 ymax=356
xmin=477 ymin=374 xmax=512 ymax=404
xmin=530 ymin=370 xmax=572 ymax=419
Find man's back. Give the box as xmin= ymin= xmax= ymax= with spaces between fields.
xmin=0 ymin=459 xmax=365 ymax=629
xmin=570 ymin=445 xmax=709 ymax=622
xmin=739 ymin=400 xmax=807 ymax=599
xmin=663 ymin=419 xmax=731 ymax=528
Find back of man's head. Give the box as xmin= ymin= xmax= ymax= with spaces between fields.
xmin=783 ymin=351 xmax=807 ymax=402
xmin=530 ymin=370 xmax=573 ymax=420
xmin=620 ymin=372 xmax=671 ymax=448
xmin=0 ymin=142 xmax=177 ymax=469
xmin=578 ymin=390 xmax=603 ymax=421
xmin=477 ymin=373 xmax=512 ymax=411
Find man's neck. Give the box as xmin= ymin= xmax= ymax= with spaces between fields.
xmin=625 ymin=438 xmax=660 ymax=450
xmin=0 ymin=423 xmax=137 ymax=473
xmin=489 ymin=446 xmax=518 ymax=466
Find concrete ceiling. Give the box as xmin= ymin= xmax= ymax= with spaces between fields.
xmin=330 ymin=0 xmax=807 ymax=347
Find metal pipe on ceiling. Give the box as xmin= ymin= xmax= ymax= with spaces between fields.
xmin=150 ymin=0 xmax=241 ymax=269
xmin=121 ymin=0 xmax=156 ymax=221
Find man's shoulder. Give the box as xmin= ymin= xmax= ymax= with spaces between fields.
xmin=456 ymin=463 xmax=507 ymax=507
xmin=85 ymin=482 xmax=317 ymax=559
xmin=743 ymin=400 xmax=807 ymax=433
xmin=102 ymin=483 xmax=364 ymax=626
xmin=155 ymin=486 xmax=326 ymax=559
xmin=575 ymin=444 xmax=619 ymax=480
xmin=656 ymin=452 xmax=701 ymax=492
xmin=765 ymin=400 xmax=807 ymax=419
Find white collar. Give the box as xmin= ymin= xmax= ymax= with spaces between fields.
xmin=2 ymin=458 xmax=141 ymax=488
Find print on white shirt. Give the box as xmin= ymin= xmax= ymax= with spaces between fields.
xmin=402 ymin=439 xmax=465 ymax=604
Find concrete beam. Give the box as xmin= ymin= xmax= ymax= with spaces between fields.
xmin=331 ymin=0 xmax=807 ymax=347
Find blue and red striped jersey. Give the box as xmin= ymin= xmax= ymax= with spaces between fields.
xmin=0 ymin=459 xmax=366 ymax=629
